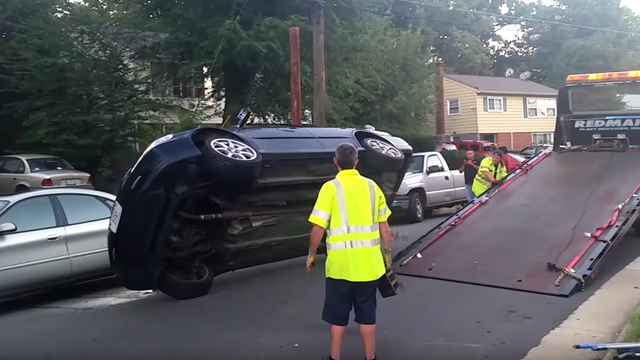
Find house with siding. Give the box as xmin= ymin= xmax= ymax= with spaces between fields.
xmin=443 ymin=74 xmax=558 ymax=150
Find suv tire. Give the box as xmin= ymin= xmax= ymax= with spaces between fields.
xmin=157 ymin=263 xmax=215 ymax=300
xmin=200 ymin=135 xmax=262 ymax=183
xmin=360 ymin=138 xmax=405 ymax=172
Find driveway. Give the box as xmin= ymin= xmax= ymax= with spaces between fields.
xmin=1 ymin=209 xmax=639 ymax=360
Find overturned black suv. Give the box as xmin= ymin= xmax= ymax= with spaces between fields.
xmin=108 ymin=124 xmax=412 ymax=300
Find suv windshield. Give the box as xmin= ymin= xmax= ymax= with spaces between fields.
xmin=27 ymin=158 xmax=73 ymax=173
xmin=406 ymin=155 xmax=424 ymax=173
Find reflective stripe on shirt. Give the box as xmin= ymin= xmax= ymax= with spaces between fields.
xmin=326 ymin=238 xmax=381 ymax=251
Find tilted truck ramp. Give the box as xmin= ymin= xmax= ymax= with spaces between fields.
xmin=394 ymin=150 xmax=640 ymax=296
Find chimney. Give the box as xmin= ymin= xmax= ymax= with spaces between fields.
xmin=435 ymin=61 xmax=445 ymax=135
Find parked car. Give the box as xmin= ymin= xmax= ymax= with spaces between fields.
xmin=0 ymin=188 xmax=115 ymax=301
xmin=519 ymin=145 xmax=553 ymax=158
xmin=451 ymin=140 xmax=498 ymax=154
xmin=0 ymin=154 xmax=92 ymax=195
xmin=485 ymin=152 xmax=526 ymax=172
xmin=435 ymin=141 xmax=457 ymax=152
xmin=391 ymin=151 xmax=467 ymax=223
xmin=108 ymin=125 xmax=413 ymax=300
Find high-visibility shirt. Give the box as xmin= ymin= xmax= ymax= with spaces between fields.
xmin=472 ymin=157 xmax=507 ymax=196
xmin=308 ymin=169 xmax=391 ymax=282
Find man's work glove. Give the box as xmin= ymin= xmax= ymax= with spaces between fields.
xmin=306 ymin=249 xmax=316 ymax=274
xmin=383 ymin=248 xmax=392 ymax=270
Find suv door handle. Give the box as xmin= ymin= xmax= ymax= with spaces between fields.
xmin=46 ymin=234 xmax=62 ymax=242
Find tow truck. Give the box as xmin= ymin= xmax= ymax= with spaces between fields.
xmin=394 ymin=70 xmax=640 ymax=296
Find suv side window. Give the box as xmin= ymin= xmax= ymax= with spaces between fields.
xmin=457 ymin=144 xmax=468 ymax=150
xmin=426 ymin=155 xmax=444 ymax=173
xmin=56 ymin=195 xmax=112 ymax=225
xmin=0 ymin=197 xmax=57 ymax=232
xmin=470 ymin=144 xmax=480 ymax=151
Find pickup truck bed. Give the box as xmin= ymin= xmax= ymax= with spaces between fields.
xmin=394 ymin=150 xmax=640 ymax=296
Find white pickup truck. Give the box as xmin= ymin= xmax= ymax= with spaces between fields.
xmin=390 ymin=151 xmax=467 ymax=223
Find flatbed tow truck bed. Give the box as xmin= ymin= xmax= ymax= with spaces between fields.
xmin=394 ymin=150 xmax=640 ymax=296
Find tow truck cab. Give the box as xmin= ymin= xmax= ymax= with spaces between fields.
xmin=554 ymin=70 xmax=640 ymax=150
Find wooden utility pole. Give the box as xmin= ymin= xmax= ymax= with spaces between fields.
xmin=310 ymin=0 xmax=327 ymax=126
xmin=289 ymin=27 xmax=303 ymax=126
xmin=435 ymin=61 xmax=446 ymax=135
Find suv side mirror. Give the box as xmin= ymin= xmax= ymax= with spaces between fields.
xmin=0 ymin=222 xmax=17 ymax=234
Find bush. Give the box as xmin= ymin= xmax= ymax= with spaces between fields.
xmin=440 ymin=150 xmax=485 ymax=170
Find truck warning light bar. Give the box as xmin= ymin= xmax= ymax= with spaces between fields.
xmin=566 ymin=70 xmax=640 ymax=83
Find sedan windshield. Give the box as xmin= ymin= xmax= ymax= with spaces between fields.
xmin=406 ymin=156 xmax=424 ymax=173
xmin=0 ymin=201 xmax=9 ymax=212
xmin=27 ymin=158 xmax=73 ymax=173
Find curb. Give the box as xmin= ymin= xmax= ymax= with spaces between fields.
xmin=520 ymin=256 xmax=640 ymax=360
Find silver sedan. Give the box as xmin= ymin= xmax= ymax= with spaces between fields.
xmin=0 ymin=188 xmax=115 ymax=300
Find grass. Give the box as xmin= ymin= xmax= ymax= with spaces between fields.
xmin=624 ymin=310 xmax=640 ymax=341
xmin=602 ymin=309 xmax=640 ymax=360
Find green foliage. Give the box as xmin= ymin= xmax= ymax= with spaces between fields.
xmin=390 ymin=131 xmax=435 ymax=153
xmin=0 ymin=0 xmax=156 ymax=175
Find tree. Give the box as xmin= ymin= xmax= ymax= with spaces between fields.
xmin=0 ymin=0 xmax=153 ymax=175
xmin=497 ymin=0 xmax=640 ymax=88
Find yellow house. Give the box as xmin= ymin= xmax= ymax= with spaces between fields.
xmin=443 ymin=74 xmax=558 ymax=150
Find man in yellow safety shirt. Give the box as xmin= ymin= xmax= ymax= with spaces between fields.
xmin=306 ymin=142 xmax=393 ymax=360
xmin=472 ymin=150 xmax=507 ymax=196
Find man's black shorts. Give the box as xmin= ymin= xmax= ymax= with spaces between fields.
xmin=322 ymin=277 xmax=379 ymax=326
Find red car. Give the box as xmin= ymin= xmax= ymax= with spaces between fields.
xmin=485 ymin=152 xmax=525 ymax=173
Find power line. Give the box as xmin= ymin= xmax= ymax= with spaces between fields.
xmin=393 ymin=0 xmax=640 ymax=36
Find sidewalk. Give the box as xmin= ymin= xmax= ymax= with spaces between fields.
xmin=521 ymin=257 xmax=640 ymax=360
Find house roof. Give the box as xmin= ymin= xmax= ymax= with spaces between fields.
xmin=445 ymin=74 xmax=558 ymax=96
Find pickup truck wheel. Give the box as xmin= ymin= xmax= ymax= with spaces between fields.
xmin=157 ymin=263 xmax=215 ymax=300
xmin=361 ymin=138 xmax=405 ymax=172
xmin=407 ymin=192 xmax=425 ymax=223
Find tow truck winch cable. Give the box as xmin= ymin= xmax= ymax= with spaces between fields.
xmin=401 ymin=152 xmax=551 ymax=265
xmin=554 ymin=182 xmax=640 ymax=290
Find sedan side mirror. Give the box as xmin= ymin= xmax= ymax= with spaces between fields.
xmin=0 ymin=222 xmax=17 ymax=235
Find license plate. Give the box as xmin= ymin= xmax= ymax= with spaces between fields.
xmin=61 ymin=179 xmax=80 ymax=185
xmin=109 ymin=201 xmax=122 ymax=233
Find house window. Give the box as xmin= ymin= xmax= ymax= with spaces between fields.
xmin=532 ymin=133 xmax=554 ymax=145
xmin=487 ymin=97 xmax=504 ymax=112
xmin=527 ymin=99 xmax=556 ymax=117
xmin=150 ymin=62 xmax=204 ymax=99
xmin=452 ymin=136 xmax=460 ymax=141
xmin=481 ymin=134 xmax=496 ymax=142
xmin=447 ymin=99 xmax=460 ymax=115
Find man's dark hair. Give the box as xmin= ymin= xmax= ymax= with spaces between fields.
xmin=335 ymin=143 xmax=358 ymax=169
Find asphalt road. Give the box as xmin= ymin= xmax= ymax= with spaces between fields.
xmin=1 ymin=208 xmax=640 ymax=360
